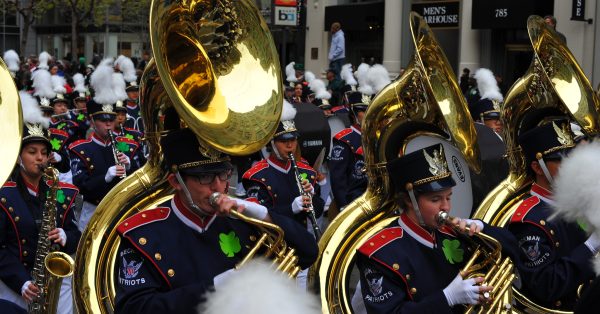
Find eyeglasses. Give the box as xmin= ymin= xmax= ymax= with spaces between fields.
xmin=189 ymin=170 xmax=232 ymax=185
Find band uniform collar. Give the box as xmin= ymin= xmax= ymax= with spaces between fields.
xmin=267 ymin=154 xmax=291 ymax=173
xmin=91 ymin=132 xmax=111 ymax=146
xmin=171 ymin=195 xmax=216 ymax=233
xmin=530 ymin=183 xmax=554 ymax=205
xmin=398 ymin=212 xmax=435 ymax=249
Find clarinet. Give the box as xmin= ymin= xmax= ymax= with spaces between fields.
xmin=108 ymin=131 xmax=127 ymax=179
xmin=288 ymin=152 xmax=322 ymax=239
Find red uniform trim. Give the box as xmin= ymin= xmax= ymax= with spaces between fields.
xmin=2 ymin=182 xmax=17 ymax=188
xmin=49 ymin=128 xmax=69 ymax=137
xmin=0 ymin=203 xmax=23 ymax=260
xmin=117 ymin=207 xmax=171 ymax=235
xmin=370 ymin=255 xmax=413 ymax=301
xmin=124 ymin=234 xmax=172 ymax=289
xmin=334 ymin=128 xmax=352 ymax=140
xmin=510 ymin=196 xmax=540 ymax=223
xmin=358 ymin=227 xmax=403 ymax=258
xmin=531 ymin=183 xmax=553 ymax=200
xmin=356 ymin=146 xmax=364 ymax=156
xmin=243 ymin=160 xmax=269 ymax=180
xmin=68 ymin=138 xmax=92 ymax=150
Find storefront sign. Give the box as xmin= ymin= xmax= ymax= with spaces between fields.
xmin=275 ymin=0 xmax=297 ymax=6
xmin=274 ymin=6 xmax=298 ymax=26
xmin=411 ymin=1 xmax=459 ymax=28
xmin=472 ymin=0 xmax=554 ymax=29
xmin=571 ymin=0 xmax=586 ymax=21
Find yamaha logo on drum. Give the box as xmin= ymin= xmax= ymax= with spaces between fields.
xmin=302 ymin=140 xmax=323 ymax=147
xmin=451 ymin=156 xmax=465 ymax=182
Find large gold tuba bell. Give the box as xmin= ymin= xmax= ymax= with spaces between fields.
xmin=73 ymin=0 xmax=282 ymax=312
xmin=0 ymin=56 xmax=23 ymax=186
xmin=313 ymin=12 xmax=488 ymax=313
xmin=472 ymin=15 xmax=600 ymax=313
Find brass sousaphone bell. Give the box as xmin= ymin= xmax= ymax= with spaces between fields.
xmin=313 ymin=12 xmax=485 ymax=313
xmin=473 ymin=15 xmax=600 ymax=313
xmin=0 ymin=56 xmax=22 ymax=186
xmin=73 ymin=0 xmax=283 ymax=312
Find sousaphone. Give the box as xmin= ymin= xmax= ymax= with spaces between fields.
xmin=73 ymin=0 xmax=282 ymax=312
xmin=473 ymin=15 xmax=600 ymax=313
xmin=0 ymin=56 xmax=22 ymax=186
xmin=313 ymin=12 xmax=483 ymax=313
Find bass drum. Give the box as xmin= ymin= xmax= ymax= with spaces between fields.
xmin=294 ymin=104 xmax=331 ymax=166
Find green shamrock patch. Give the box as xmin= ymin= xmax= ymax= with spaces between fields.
xmin=50 ymin=138 xmax=62 ymax=151
xmin=77 ymin=113 xmax=85 ymax=121
xmin=56 ymin=190 xmax=65 ymax=204
xmin=442 ymin=239 xmax=464 ymax=264
xmin=125 ymin=134 xmax=134 ymax=140
xmin=219 ymin=231 xmax=241 ymax=257
xmin=577 ymin=219 xmax=589 ymax=232
xmin=300 ymin=173 xmax=308 ymax=181
xmin=116 ymin=141 xmax=129 ymax=153
xmin=57 ymin=122 xmax=66 ymax=130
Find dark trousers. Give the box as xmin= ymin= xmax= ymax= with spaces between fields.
xmin=329 ymin=58 xmax=345 ymax=80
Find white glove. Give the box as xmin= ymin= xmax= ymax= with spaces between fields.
xmin=235 ymin=199 xmax=268 ymax=221
xmin=443 ymin=274 xmax=481 ymax=306
xmin=585 ymin=232 xmax=600 ymax=254
xmin=213 ymin=268 xmax=236 ymax=290
xmin=105 ymin=166 xmax=118 ymax=183
xmin=51 ymin=152 xmax=62 ymax=163
xmin=57 ymin=228 xmax=67 ymax=247
xmin=291 ymin=196 xmax=304 ymax=214
xmin=462 ymin=219 xmax=484 ymax=232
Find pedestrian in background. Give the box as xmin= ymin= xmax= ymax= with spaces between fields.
xmin=328 ymin=22 xmax=345 ymax=80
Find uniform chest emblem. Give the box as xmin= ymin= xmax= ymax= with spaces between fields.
xmin=116 ymin=141 xmax=130 ymax=153
xmin=219 ymin=231 xmax=241 ymax=257
xmin=364 ymin=268 xmax=384 ymax=296
xmin=442 ymin=239 xmax=464 ymax=264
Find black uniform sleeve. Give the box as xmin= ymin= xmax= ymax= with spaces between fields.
xmin=356 ymin=254 xmax=454 ymax=314
xmin=510 ymin=223 xmax=595 ymax=302
xmin=329 ymin=141 xmax=351 ymax=207
xmin=311 ymin=184 xmax=324 ymax=219
xmin=481 ymin=223 xmax=521 ymax=263
xmin=0 ymin=212 xmax=31 ymax=294
xmin=51 ymin=148 xmax=71 ymax=173
xmin=60 ymin=202 xmax=81 ymax=255
xmin=69 ymin=150 xmax=111 ymax=200
xmin=114 ymin=239 xmax=213 ymax=314
xmin=243 ymin=181 xmax=274 ymax=209
xmin=269 ymin=211 xmax=318 ymax=269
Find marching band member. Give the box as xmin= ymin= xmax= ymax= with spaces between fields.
xmin=68 ymin=59 xmax=141 ymax=232
xmin=356 ymin=144 xmax=518 ymax=313
xmin=470 ymin=69 xmax=503 ymax=135
xmin=0 ymin=92 xmax=80 ymax=313
xmin=113 ymin=128 xmax=318 ymax=313
xmin=71 ymin=73 xmax=91 ymax=140
xmin=507 ymin=119 xmax=598 ymax=310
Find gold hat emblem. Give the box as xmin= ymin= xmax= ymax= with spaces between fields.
xmin=40 ymin=97 xmax=50 ymax=107
xmin=553 ymin=121 xmax=575 ymax=146
xmin=361 ymin=94 xmax=372 ymax=105
xmin=102 ymin=104 xmax=114 ymax=113
xmin=26 ymin=123 xmax=45 ymax=137
xmin=130 ymin=81 xmax=137 ymax=87
xmin=116 ymin=100 xmax=124 ymax=108
xmin=78 ymin=92 xmax=86 ymax=98
xmin=282 ymin=120 xmax=296 ymax=132
xmin=423 ymin=145 xmax=450 ymax=176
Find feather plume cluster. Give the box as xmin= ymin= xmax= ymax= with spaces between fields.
xmin=91 ymin=58 xmax=119 ymax=105
xmin=116 ymin=55 xmax=137 ymax=83
xmin=20 ymin=91 xmax=49 ymax=128
xmin=199 ymin=259 xmax=320 ymax=314
xmin=281 ymin=99 xmax=297 ymax=121
xmin=474 ymin=68 xmax=503 ymax=101
xmin=73 ymin=73 xmax=87 ymax=94
xmin=309 ymin=78 xmax=331 ymax=100
xmin=32 ymin=69 xmax=55 ymax=99
xmin=367 ymin=64 xmax=391 ymax=94
xmin=38 ymin=51 xmax=51 ymax=70
xmin=285 ymin=62 xmax=297 ymax=83
xmin=340 ymin=63 xmax=357 ymax=87
xmin=3 ymin=50 xmax=20 ymax=73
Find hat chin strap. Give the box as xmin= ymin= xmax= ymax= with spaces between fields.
xmin=174 ymin=171 xmax=212 ymax=217
xmin=536 ymin=157 xmax=554 ymax=185
xmin=408 ymin=189 xmax=426 ymax=226
xmin=270 ymin=140 xmax=285 ymax=161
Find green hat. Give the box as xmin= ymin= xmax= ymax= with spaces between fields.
xmin=294 ymin=63 xmax=304 ymax=71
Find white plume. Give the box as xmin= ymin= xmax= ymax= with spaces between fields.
xmin=285 ymin=62 xmax=297 ymax=83
xmin=114 ymin=55 xmax=127 ymax=68
xmin=309 ymin=78 xmax=331 ymax=100
xmin=73 ymin=73 xmax=87 ymax=94
xmin=341 ymin=63 xmax=357 ymax=86
xmin=281 ymin=99 xmax=297 ymax=121
xmin=3 ymin=50 xmax=20 ymax=73
xmin=20 ymin=91 xmax=49 ymax=128
xmin=117 ymin=55 xmax=137 ymax=83
xmin=367 ymin=64 xmax=391 ymax=93
xmin=304 ymin=71 xmax=316 ymax=84
xmin=32 ymin=69 xmax=55 ymax=99
xmin=594 ymin=258 xmax=600 ymax=276
xmin=474 ymin=68 xmax=503 ymax=102
xmin=51 ymin=75 xmax=67 ymax=94
xmin=38 ymin=51 xmax=51 ymax=70
xmin=91 ymin=58 xmax=118 ymax=105
xmin=199 ymin=259 xmax=320 ymax=314
xmin=354 ymin=63 xmax=371 ymax=88
xmin=552 ymin=141 xmax=600 ymax=230
xmin=113 ymin=72 xmax=128 ymax=101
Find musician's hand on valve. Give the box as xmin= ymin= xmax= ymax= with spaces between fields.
xmin=48 ymin=152 xmax=61 ymax=164
xmin=451 ymin=217 xmax=484 ymax=236
xmin=291 ymin=195 xmax=305 ymax=214
xmin=301 ymin=179 xmax=314 ymax=195
xmin=48 ymin=228 xmax=67 ymax=247
xmin=117 ymin=152 xmax=131 ymax=169
xmin=105 ymin=165 xmax=125 ymax=182
xmin=443 ymin=273 xmax=492 ymax=306
xmin=21 ymin=281 xmax=40 ymax=303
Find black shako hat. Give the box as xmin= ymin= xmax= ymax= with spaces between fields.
xmin=518 ymin=119 xmax=576 ymax=165
xmin=161 ymin=128 xmax=232 ymax=174
xmin=22 ymin=122 xmax=51 ymax=152
xmin=471 ymin=98 xmax=501 ymax=121
xmin=346 ymin=91 xmax=370 ymax=116
xmin=387 ymin=143 xmax=456 ymax=193
xmin=86 ymin=100 xmax=116 ymax=121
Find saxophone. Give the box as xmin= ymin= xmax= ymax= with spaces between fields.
xmin=28 ymin=166 xmax=75 ymax=314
